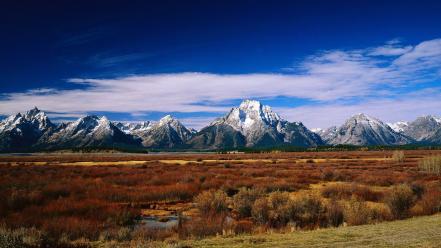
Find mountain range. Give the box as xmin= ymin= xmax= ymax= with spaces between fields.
xmin=1 ymin=100 xmax=441 ymax=152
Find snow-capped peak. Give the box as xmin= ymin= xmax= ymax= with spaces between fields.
xmin=159 ymin=115 xmax=175 ymax=125
xmin=0 ymin=107 xmax=53 ymax=133
xmin=348 ymin=113 xmax=385 ymax=127
xmin=352 ymin=113 xmax=374 ymax=121
xmin=221 ymin=99 xmax=283 ymax=134
xmin=239 ymin=99 xmax=262 ymax=111
xmin=387 ymin=121 xmax=409 ymax=133
xmin=238 ymin=100 xmax=281 ymax=123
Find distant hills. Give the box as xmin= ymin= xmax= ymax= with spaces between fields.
xmin=1 ymin=100 xmax=441 ymax=152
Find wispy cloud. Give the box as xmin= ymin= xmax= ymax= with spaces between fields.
xmin=86 ymin=52 xmax=152 ymax=68
xmin=1 ymin=38 xmax=441 ymax=129
xmin=58 ymin=28 xmax=108 ymax=47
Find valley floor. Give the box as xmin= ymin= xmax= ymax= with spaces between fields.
xmin=172 ymin=214 xmax=441 ymax=248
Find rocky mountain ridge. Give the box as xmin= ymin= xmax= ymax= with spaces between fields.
xmin=1 ymin=102 xmax=441 ymax=151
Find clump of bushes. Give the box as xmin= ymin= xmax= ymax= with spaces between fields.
xmin=326 ymin=200 xmax=344 ymax=227
xmin=321 ymin=183 xmax=383 ymax=202
xmin=194 ymin=189 xmax=229 ymax=216
xmin=385 ymin=184 xmax=416 ymax=219
xmin=251 ymin=192 xmax=328 ymax=229
xmin=418 ymin=156 xmax=441 ymax=175
xmin=392 ymin=150 xmax=405 ymax=163
xmin=251 ymin=191 xmax=291 ymax=228
xmin=344 ymin=197 xmax=372 ymax=225
xmin=291 ymin=193 xmax=328 ymax=229
xmin=179 ymin=214 xmax=228 ymax=238
xmin=411 ymin=187 xmax=441 ymax=216
xmin=232 ymin=187 xmax=264 ymax=218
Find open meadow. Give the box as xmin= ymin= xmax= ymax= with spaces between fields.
xmin=1 ymin=150 xmax=441 ymax=247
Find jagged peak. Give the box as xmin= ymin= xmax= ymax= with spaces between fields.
xmin=159 ymin=115 xmax=177 ymax=125
xmin=229 ymin=100 xmax=281 ymax=123
xmin=347 ymin=113 xmax=384 ymax=125
xmin=239 ymin=99 xmax=262 ymax=110
xmin=23 ymin=107 xmax=47 ymax=119
xmin=351 ymin=113 xmax=373 ymax=120
xmin=415 ymin=115 xmax=441 ymax=123
xmin=79 ymin=115 xmax=100 ymax=121
xmin=27 ymin=106 xmax=40 ymax=113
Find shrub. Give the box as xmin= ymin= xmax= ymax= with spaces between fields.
xmin=385 ymin=184 xmax=415 ymax=219
xmin=232 ymin=187 xmax=264 ymax=218
xmin=290 ymin=193 xmax=327 ymax=229
xmin=267 ymin=191 xmax=291 ymax=227
xmin=178 ymin=214 xmax=227 ymax=238
xmin=223 ymin=163 xmax=232 ymax=168
xmin=369 ymin=204 xmax=392 ymax=222
xmin=321 ymin=183 xmax=382 ymax=202
xmin=344 ymin=197 xmax=371 ymax=225
xmin=195 ymin=190 xmax=229 ymax=216
xmin=418 ymin=156 xmax=441 ymax=175
xmin=392 ymin=150 xmax=405 ymax=163
xmin=412 ymin=188 xmax=441 ymax=215
xmin=326 ymin=200 xmax=344 ymax=227
xmin=232 ymin=220 xmax=254 ymax=234
xmin=410 ymin=183 xmax=425 ymax=200
xmin=251 ymin=197 xmax=270 ymax=225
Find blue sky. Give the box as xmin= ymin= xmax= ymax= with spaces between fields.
xmin=1 ymin=0 xmax=441 ymax=129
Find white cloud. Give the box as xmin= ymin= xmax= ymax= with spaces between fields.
xmin=368 ymin=45 xmax=413 ymax=56
xmin=1 ymin=38 xmax=441 ymax=129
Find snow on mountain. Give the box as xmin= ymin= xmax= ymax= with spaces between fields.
xmin=0 ymin=108 xmax=55 ymax=151
xmin=311 ymin=128 xmax=323 ymax=133
xmin=0 ymin=107 xmax=54 ymax=133
xmin=326 ymin=113 xmax=412 ymax=146
xmin=135 ymin=115 xmax=194 ymax=148
xmin=3 ymin=106 xmax=441 ymax=152
xmin=401 ymin=115 xmax=441 ymax=142
xmin=387 ymin=121 xmax=409 ymax=133
xmin=38 ymin=115 xmax=140 ymax=149
xmin=315 ymin=126 xmax=338 ymax=143
xmin=189 ymin=100 xmax=323 ymax=148
xmin=114 ymin=121 xmax=152 ymax=134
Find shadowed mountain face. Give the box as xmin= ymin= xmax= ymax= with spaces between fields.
xmin=2 ymin=102 xmax=441 ymax=152
xmin=0 ymin=107 xmax=55 ymax=152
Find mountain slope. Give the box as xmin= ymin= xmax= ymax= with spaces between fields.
xmin=187 ymin=123 xmax=246 ymax=149
xmin=327 ymin=113 xmax=412 ymax=146
xmin=188 ymin=100 xmax=323 ymax=148
xmin=37 ymin=115 xmax=140 ymax=149
xmin=135 ymin=115 xmax=194 ymax=148
xmin=114 ymin=121 xmax=152 ymax=135
xmin=400 ymin=116 xmax=441 ymax=142
xmin=387 ymin=121 xmax=409 ymax=133
xmin=0 ymin=108 xmax=55 ymax=152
